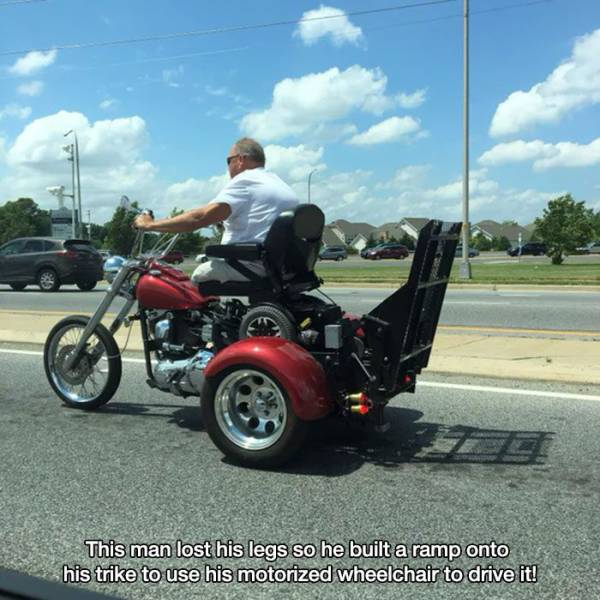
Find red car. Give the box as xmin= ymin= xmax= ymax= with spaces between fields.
xmin=161 ymin=250 xmax=184 ymax=264
xmin=364 ymin=243 xmax=409 ymax=260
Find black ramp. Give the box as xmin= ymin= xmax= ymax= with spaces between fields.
xmin=365 ymin=220 xmax=461 ymax=394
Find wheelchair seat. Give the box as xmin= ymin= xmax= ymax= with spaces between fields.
xmin=196 ymin=203 xmax=325 ymax=300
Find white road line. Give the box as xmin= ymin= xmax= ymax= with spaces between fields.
xmin=418 ymin=381 xmax=600 ymax=403
xmin=2 ymin=347 xmax=600 ymax=403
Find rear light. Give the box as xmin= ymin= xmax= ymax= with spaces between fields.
xmin=58 ymin=250 xmax=79 ymax=258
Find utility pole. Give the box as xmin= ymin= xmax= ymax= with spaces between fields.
xmin=87 ymin=210 xmax=92 ymax=240
xmin=459 ymin=0 xmax=472 ymax=279
xmin=307 ymin=168 xmax=317 ymax=204
xmin=64 ymin=130 xmax=83 ymax=238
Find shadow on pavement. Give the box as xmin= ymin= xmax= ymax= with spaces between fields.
xmin=282 ymin=406 xmax=554 ymax=476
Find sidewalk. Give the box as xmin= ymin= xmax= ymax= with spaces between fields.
xmin=1 ymin=309 xmax=599 ymax=385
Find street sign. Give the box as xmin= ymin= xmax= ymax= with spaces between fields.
xmin=50 ymin=208 xmax=78 ymax=239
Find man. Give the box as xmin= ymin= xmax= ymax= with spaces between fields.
xmin=134 ymin=138 xmax=299 ymax=283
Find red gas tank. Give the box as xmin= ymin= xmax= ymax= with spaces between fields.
xmin=136 ymin=263 xmax=214 ymax=309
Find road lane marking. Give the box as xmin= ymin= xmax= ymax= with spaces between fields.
xmin=417 ymin=381 xmax=600 ymax=403
xmin=3 ymin=348 xmax=600 ymax=403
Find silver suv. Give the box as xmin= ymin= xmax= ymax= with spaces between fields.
xmin=318 ymin=245 xmax=348 ymax=261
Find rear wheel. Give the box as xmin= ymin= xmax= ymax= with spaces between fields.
xmin=44 ymin=316 xmax=121 ymax=409
xmin=239 ymin=304 xmax=296 ymax=341
xmin=37 ymin=268 xmax=60 ymax=292
xmin=9 ymin=283 xmax=26 ymax=291
xmin=201 ymin=365 xmax=308 ymax=468
xmin=77 ymin=281 xmax=97 ymax=291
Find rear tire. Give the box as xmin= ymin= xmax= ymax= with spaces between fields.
xmin=239 ymin=304 xmax=296 ymax=341
xmin=9 ymin=283 xmax=26 ymax=291
xmin=77 ymin=281 xmax=97 ymax=291
xmin=37 ymin=268 xmax=60 ymax=292
xmin=44 ymin=315 xmax=121 ymax=410
xmin=201 ymin=365 xmax=308 ymax=468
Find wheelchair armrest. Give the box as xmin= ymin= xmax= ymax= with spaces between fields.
xmin=205 ymin=243 xmax=263 ymax=261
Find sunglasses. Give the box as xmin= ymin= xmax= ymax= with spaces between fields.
xmin=227 ymin=154 xmax=241 ymax=165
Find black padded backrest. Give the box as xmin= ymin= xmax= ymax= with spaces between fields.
xmin=263 ymin=204 xmax=325 ymax=277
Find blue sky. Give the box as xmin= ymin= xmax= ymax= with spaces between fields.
xmin=1 ymin=0 xmax=599 ymax=227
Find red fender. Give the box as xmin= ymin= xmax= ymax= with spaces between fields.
xmin=204 ymin=338 xmax=334 ymax=421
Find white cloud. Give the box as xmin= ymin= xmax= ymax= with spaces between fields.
xmin=99 ymin=98 xmax=118 ymax=111
xmin=240 ymin=65 xmax=397 ymax=142
xmin=479 ymin=137 xmax=600 ymax=170
xmin=396 ymin=89 xmax=426 ymax=109
xmin=17 ymin=81 xmax=44 ymax=97
xmin=294 ymin=5 xmax=364 ymax=47
xmin=377 ymin=165 xmax=431 ymax=191
xmin=165 ymin=175 xmax=229 ymax=211
xmin=9 ymin=50 xmax=57 ymax=77
xmin=264 ymin=144 xmax=325 ymax=182
xmin=0 ymin=111 xmax=160 ymax=223
xmin=490 ymin=28 xmax=600 ymax=137
xmin=347 ymin=116 xmax=421 ymax=145
xmin=0 ymin=103 xmax=32 ymax=120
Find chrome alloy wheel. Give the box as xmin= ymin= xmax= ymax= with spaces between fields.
xmin=245 ymin=316 xmax=281 ymax=337
xmin=39 ymin=271 xmax=57 ymax=290
xmin=214 ymin=369 xmax=287 ymax=450
xmin=47 ymin=324 xmax=110 ymax=404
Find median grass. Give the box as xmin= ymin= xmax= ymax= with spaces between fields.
xmin=181 ymin=259 xmax=600 ymax=286
xmin=315 ymin=261 xmax=600 ymax=285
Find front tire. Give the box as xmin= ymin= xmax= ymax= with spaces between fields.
xmin=77 ymin=281 xmax=97 ymax=291
xmin=37 ymin=268 xmax=60 ymax=292
xmin=44 ymin=316 xmax=121 ymax=409
xmin=201 ymin=365 xmax=308 ymax=468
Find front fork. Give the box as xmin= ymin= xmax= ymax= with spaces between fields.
xmin=63 ymin=266 xmax=136 ymax=371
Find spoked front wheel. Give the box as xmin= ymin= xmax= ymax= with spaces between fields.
xmin=44 ymin=316 xmax=122 ymax=409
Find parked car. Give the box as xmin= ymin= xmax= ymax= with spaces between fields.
xmin=455 ymin=244 xmax=480 ymax=258
xmin=361 ymin=244 xmax=382 ymax=258
xmin=161 ymin=250 xmax=185 ymax=264
xmin=576 ymin=241 xmax=600 ymax=254
xmin=319 ymin=245 xmax=347 ymax=261
xmin=0 ymin=237 xmax=103 ymax=291
xmin=507 ymin=242 xmax=547 ymax=257
xmin=363 ymin=243 xmax=409 ymax=260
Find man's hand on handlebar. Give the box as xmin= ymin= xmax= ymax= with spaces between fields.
xmin=134 ymin=213 xmax=154 ymax=231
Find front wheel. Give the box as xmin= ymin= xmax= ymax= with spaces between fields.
xmin=44 ymin=316 xmax=122 ymax=409
xmin=37 ymin=268 xmax=60 ymax=292
xmin=201 ymin=365 xmax=308 ymax=468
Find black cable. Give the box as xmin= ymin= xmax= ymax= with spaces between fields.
xmin=0 ymin=0 xmax=456 ymax=57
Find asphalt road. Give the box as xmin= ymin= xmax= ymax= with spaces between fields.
xmin=1 ymin=285 xmax=599 ymax=333
xmin=1 ymin=348 xmax=599 ymax=600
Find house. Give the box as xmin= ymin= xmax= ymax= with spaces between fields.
xmin=472 ymin=220 xmax=531 ymax=247
xmin=370 ymin=222 xmax=406 ymax=243
xmin=399 ymin=218 xmax=431 ymax=240
xmin=329 ymin=219 xmax=376 ymax=245
xmin=321 ymin=225 xmax=345 ymax=247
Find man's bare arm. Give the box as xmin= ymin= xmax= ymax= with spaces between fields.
xmin=134 ymin=203 xmax=231 ymax=233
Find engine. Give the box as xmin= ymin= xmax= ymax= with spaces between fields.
xmin=146 ymin=302 xmax=244 ymax=396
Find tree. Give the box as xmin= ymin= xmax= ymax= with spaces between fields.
xmin=472 ymin=234 xmax=492 ymax=251
xmin=0 ymin=198 xmax=50 ymax=244
xmin=168 ymin=208 xmax=208 ymax=255
xmin=534 ymin=194 xmax=594 ymax=264
xmin=400 ymin=232 xmax=415 ymax=250
xmin=104 ymin=205 xmax=138 ymax=255
xmin=491 ymin=235 xmax=511 ymax=251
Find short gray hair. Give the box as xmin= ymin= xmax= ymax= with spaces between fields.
xmin=234 ymin=137 xmax=265 ymax=166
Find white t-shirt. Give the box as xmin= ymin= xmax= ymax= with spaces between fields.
xmin=212 ymin=168 xmax=299 ymax=245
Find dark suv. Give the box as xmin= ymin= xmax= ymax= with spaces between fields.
xmin=364 ymin=243 xmax=409 ymax=260
xmin=0 ymin=237 xmax=103 ymax=291
xmin=507 ymin=242 xmax=547 ymax=257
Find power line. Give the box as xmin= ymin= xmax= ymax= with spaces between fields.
xmin=0 ymin=0 xmax=455 ymax=57
xmin=363 ymin=0 xmax=554 ymax=32
xmin=0 ymin=0 xmax=46 ymax=6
